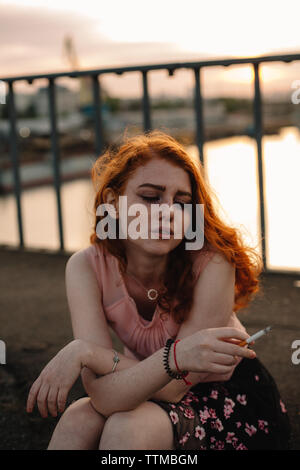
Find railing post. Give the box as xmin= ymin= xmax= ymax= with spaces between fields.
xmin=48 ymin=78 xmax=64 ymax=251
xmin=194 ymin=67 xmax=205 ymax=166
xmin=253 ymin=62 xmax=267 ymax=270
xmin=92 ymin=74 xmax=104 ymax=157
xmin=142 ymin=71 xmax=152 ymax=132
xmin=8 ymin=80 xmax=24 ymax=247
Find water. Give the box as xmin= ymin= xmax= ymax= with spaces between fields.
xmin=0 ymin=126 xmax=299 ymax=272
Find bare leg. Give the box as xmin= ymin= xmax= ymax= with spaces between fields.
xmin=99 ymin=401 xmax=175 ymax=450
xmin=47 ymin=397 xmax=106 ymax=450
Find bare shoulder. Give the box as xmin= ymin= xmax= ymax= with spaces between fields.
xmin=66 ymin=246 xmax=94 ymax=273
xmin=177 ymin=251 xmax=236 ymax=334
xmin=200 ymin=250 xmax=235 ymax=280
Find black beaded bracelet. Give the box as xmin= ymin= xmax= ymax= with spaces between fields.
xmin=163 ymin=338 xmax=186 ymax=380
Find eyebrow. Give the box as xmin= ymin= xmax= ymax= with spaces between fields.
xmin=137 ymin=183 xmax=192 ymax=198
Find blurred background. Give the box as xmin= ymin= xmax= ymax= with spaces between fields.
xmin=0 ymin=0 xmax=300 ymax=450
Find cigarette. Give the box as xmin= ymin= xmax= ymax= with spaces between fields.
xmin=238 ymin=325 xmax=273 ymax=347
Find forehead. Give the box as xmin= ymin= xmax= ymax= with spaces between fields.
xmin=128 ymin=158 xmax=191 ymax=189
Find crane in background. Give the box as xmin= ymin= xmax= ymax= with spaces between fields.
xmin=62 ymin=34 xmax=108 ymax=118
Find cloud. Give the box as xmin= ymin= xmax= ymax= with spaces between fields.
xmin=0 ymin=4 xmax=212 ymax=79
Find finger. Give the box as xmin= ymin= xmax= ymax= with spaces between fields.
xmin=37 ymin=384 xmax=50 ymax=418
xmin=222 ymin=338 xmax=245 ymax=345
xmin=26 ymin=378 xmax=42 ymax=413
xmin=47 ymin=387 xmax=59 ymax=417
xmin=216 ymin=327 xmax=250 ymax=341
xmin=214 ymin=340 xmax=256 ymax=359
xmin=209 ymin=363 xmax=236 ymax=375
xmin=57 ymin=387 xmax=68 ymax=414
xmin=211 ymin=352 xmax=238 ymax=366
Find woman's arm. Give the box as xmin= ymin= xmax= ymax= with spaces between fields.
xmin=81 ymin=327 xmax=254 ymax=417
xmin=158 ymin=251 xmax=244 ymax=403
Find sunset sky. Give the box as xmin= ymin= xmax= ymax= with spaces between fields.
xmin=1 ymin=0 xmax=300 ymax=98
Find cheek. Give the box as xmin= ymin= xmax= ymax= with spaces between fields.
xmin=173 ymin=208 xmax=191 ymax=237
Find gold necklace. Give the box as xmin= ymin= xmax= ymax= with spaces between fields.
xmin=125 ymin=271 xmax=162 ymax=301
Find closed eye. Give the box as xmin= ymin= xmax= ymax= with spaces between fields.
xmin=140 ymin=196 xmax=160 ymax=203
xmin=140 ymin=196 xmax=186 ymax=208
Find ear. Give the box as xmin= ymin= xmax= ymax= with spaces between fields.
xmin=103 ymin=187 xmax=119 ymax=218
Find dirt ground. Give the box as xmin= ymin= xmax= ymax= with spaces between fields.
xmin=0 ymin=245 xmax=299 ymax=450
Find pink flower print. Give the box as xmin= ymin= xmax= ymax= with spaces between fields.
xmin=280 ymin=399 xmax=287 ymax=413
xmin=170 ymin=404 xmax=176 ymax=409
xmin=236 ymin=421 xmax=242 ymax=428
xmin=210 ymin=437 xmax=216 ymax=443
xmin=170 ymin=410 xmax=179 ymax=425
xmin=245 ymin=423 xmax=257 ymax=436
xmin=225 ymin=397 xmax=235 ymax=408
xmin=224 ymin=397 xmax=235 ymax=419
xmin=182 ymin=396 xmax=193 ymax=406
xmin=211 ymin=418 xmax=224 ymax=432
xmin=202 ymin=397 xmax=208 ymax=402
xmin=210 ymin=389 xmax=218 ymax=400
xmin=258 ymin=420 xmax=269 ymax=434
xmin=195 ymin=426 xmax=206 ymax=441
xmin=254 ymin=375 xmax=260 ymax=381
xmin=236 ymin=443 xmax=248 ymax=450
xmin=199 ymin=406 xmax=210 ymax=424
xmin=215 ymin=440 xmax=225 ymax=450
xmin=184 ymin=408 xmax=195 ymax=419
xmin=225 ymin=432 xmax=236 ymax=444
xmin=209 ymin=408 xmax=217 ymax=419
xmin=179 ymin=432 xmax=190 ymax=445
xmin=186 ymin=391 xmax=196 ymax=400
xmin=236 ymin=394 xmax=247 ymax=405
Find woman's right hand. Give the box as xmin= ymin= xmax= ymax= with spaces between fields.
xmin=173 ymin=327 xmax=256 ymax=375
xmin=26 ymin=339 xmax=88 ymax=418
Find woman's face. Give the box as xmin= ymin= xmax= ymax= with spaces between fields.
xmin=113 ymin=157 xmax=193 ymax=256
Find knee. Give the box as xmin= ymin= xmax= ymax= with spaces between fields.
xmin=60 ymin=397 xmax=106 ymax=432
xmin=99 ymin=411 xmax=147 ymax=450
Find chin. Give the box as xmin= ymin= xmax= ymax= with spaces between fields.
xmin=136 ymin=237 xmax=182 ymax=256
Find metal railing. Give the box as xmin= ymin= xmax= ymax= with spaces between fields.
xmin=1 ymin=53 xmax=300 ymax=273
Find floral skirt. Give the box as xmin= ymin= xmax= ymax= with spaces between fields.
xmin=149 ymin=357 xmax=291 ymax=450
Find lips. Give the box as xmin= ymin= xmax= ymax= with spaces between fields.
xmin=151 ymin=228 xmax=174 ymax=236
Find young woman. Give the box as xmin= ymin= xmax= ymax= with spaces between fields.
xmin=27 ymin=131 xmax=290 ymax=450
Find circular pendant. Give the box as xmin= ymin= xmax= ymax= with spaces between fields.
xmin=147 ymin=288 xmax=158 ymax=301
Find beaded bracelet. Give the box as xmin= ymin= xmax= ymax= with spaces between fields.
xmin=163 ymin=338 xmax=189 ymax=381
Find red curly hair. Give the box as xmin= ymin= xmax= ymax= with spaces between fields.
xmin=89 ymin=130 xmax=263 ymax=324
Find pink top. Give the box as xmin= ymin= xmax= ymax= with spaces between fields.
xmin=83 ymin=243 xmax=245 ymax=361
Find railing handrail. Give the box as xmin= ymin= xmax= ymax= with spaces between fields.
xmin=2 ymin=52 xmax=300 ymax=273
xmin=1 ymin=52 xmax=300 ymax=83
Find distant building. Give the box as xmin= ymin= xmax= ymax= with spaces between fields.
xmin=15 ymin=93 xmax=34 ymax=113
xmin=34 ymin=84 xmax=79 ymax=116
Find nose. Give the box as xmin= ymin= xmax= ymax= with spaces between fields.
xmin=159 ymin=199 xmax=175 ymax=220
